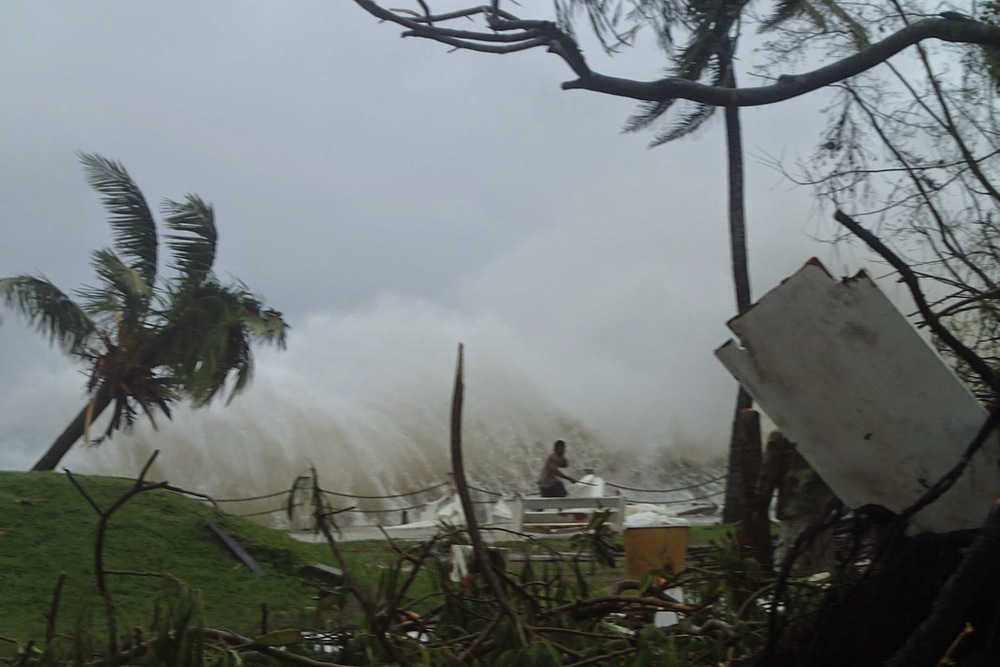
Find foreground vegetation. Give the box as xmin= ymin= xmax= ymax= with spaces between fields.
xmin=0 ymin=468 xmax=772 ymax=665
xmin=5 ymin=455 xmax=991 ymax=666
xmin=0 ymin=470 xmax=447 ymax=646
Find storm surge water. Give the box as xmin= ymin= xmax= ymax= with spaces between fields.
xmin=1 ymin=184 xmax=751 ymax=516
xmin=14 ymin=295 xmax=731 ymax=519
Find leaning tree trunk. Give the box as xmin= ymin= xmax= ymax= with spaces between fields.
xmin=32 ymin=381 xmax=113 ymax=471
xmin=721 ymin=62 xmax=755 ymax=524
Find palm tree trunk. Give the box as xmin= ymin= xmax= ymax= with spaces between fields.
xmin=32 ymin=381 xmax=113 ymax=471
xmin=721 ymin=62 xmax=755 ymax=524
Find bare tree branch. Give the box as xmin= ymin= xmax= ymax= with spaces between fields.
xmin=834 ymin=209 xmax=1000 ymax=393
xmin=65 ymin=450 xmax=169 ymax=657
xmin=353 ymin=1 xmax=1000 ymax=107
xmin=886 ymin=498 xmax=1000 ymax=667
xmin=449 ymin=343 xmax=530 ymax=645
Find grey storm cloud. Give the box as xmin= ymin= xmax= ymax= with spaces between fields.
xmin=0 ymin=1 xmax=855 ymax=495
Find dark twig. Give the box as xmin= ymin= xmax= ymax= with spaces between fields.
xmin=375 ymin=525 xmax=439 ymax=618
xmin=900 ymin=401 xmax=1000 ymax=523
xmin=764 ymin=498 xmax=844 ymax=660
xmin=886 ymin=499 xmax=1000 ymax=667
xmin=64 ymin=450 xmax=169 ymax=657
xmin=545 ymin=595 xmax=699 ymax=619
xmin=449 ymin=344 xmax=530 ymax=645
xmin=310 ymin=470 xmax=409 ymax=666
xmin=44 ymin=572 xmax=67 ymax=646
xmin=834 ymin=209 xmax=1000 ymax=394
xmin=457 ymin=611 xmax=502 ymax=662
xmin=97 ymin=619 xmax=343 ymax=667
xmin=562 ymin=646 xmax=638 ymax=667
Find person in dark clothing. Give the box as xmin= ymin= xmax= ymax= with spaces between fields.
xmin=537 ymin=439 xmax=577 ymax=497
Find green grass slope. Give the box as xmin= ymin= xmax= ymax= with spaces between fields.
xmin=0 ymin=471 xmax=360 ymax=643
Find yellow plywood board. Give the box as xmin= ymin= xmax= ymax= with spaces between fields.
xmin=624 ymin=525 xmax=690 ymax=578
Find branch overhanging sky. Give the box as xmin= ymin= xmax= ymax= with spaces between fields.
xmin=0 ymin=2 xmax=880 ymax=490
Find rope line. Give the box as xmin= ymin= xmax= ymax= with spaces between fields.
xmin=320 ymin=480 xmax=448 ymax=500
xmin=232 ymin=502 xmax=301 ymax=518
xmin=210 ymin=475 xmax=724 ymax=519
xmin=605 ymin=473 xmax=726 ymax=494
xmin=628 ymin=489 xmax=724 ymax=504
xmin=346 ymin=502 xmax=434 ymax=514
xmin=213 ymin=489 xmax=291 ymax=503
xmin=466 ymin=484 xmax=504 ymax=497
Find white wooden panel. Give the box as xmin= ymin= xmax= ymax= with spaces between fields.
xmin=512 ymin=495 xmax=626 ymax=533
xmin=716 ymin=258 xmax=999 ymax=533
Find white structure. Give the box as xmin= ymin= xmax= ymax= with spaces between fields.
xmin=511 ymin=494 xmax=627 ymax=534
xmin=716 ymin=259 xmax=1000 ymax=534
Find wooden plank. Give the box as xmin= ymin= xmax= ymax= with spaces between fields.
xmin=518 ymin=496 xmax=623 ymax=510
xmin=513 ymin=495 xmax=626 ymax=533
xmin=624 ymin=525 xmax=690 ymax=577
xmin=300 ymin=562 xmax=345 ymax=585
xmin=206 ymin=520 xmax=265 ymax=576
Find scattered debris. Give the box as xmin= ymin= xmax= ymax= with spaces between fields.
xmin=206 ymin=520 xmax=265 ymax=575
xmin=299 ymin=562 xmax=344 ymax=586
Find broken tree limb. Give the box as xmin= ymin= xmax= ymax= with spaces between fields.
xmin=833 ymin=209 xmax=1000 ymax=395
xmin=449 ymin=344 xmax=529 ymax=646
xmin=64 ymin=450 xmax=169 ymax=657
xmin=353 ymin=1 xmax=1000 ymax=108
xmin=900 ymin=401 xmax=1000 ymax=525
xmin=764 ymin=498 xmax=845 ymax=660
xmin=735 ymin=408 xmax=772 ymax=568
xmin=886 ymin=498 xmax=1000 ymax=667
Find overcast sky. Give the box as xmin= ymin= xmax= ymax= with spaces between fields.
xmin=0 ymin=2 xmax=874 ymax=496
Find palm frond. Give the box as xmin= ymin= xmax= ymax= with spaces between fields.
xmin=759 ymin=0 xmax=809 ymax=31
xmin=649 ymin=103 xmax=718 ymax=146
xmin=624 ymin=57 xmax=720 ymax=143
xmin=624 ymin=98 xmax=676 ymax=133
xmin=230 ymin=283 xmax=289 ymax=349
xmin=163 ymin=195 xmax=217 ymax=288
xmin=0 ymin=276 xmax=97 ymax=355
xmin=76 ymin=248 xmax=153 ymax=327
xmin=153 ymin=280 xmax=286 ymax=406
xmin=676 ymin=22 xmax=726 ymax=79
xmin=78 ymin=153 xmax=158 ymax=289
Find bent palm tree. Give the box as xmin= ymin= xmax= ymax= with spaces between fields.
xmin=0 ymin=153 xmax=288 ymax=471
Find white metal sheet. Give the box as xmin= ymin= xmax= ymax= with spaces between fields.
xmin=716 ymin=258 xmax=999 ymax=533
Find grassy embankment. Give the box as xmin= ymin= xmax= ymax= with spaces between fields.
xmin=0 ymin=471 xmax=730 ymax=645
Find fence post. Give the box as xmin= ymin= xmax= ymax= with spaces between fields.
xmin=512 ymin=493 xmax=525 ymax=533
xmin=290 ymin=475 xmax=314 ymax=531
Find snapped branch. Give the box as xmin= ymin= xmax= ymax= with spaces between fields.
xmin=353 ymin=1 xmax=1000 ymax=108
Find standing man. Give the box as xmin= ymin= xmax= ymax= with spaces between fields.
xmin=538 ymin=439 xmax=577 ymax=497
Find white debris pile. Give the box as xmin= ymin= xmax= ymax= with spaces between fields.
xmin=625 ymin=503 xmax=692 ymax=528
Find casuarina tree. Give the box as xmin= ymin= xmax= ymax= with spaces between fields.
xmin=351 ymin=0 xmax=1000 ymax=523
xmin=0 ymin=154 xmax=289 ymax=471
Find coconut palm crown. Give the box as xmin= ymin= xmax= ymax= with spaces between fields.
xmin=0 ymin=153 xmax=288 ymax=471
